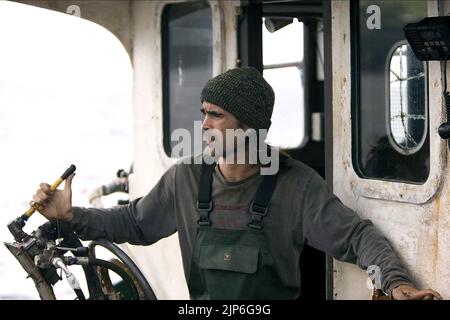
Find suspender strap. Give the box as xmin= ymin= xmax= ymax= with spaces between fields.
xmin=248 ymin=173 xmax=278 ymax=230
xmin=197 ymin=161 xmax=216 ymax=226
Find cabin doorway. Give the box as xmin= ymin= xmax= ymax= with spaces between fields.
xmin=238 ymin=0 xmax=327 ymax=300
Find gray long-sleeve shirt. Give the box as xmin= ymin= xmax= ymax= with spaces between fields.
xmin=67 ymin=157 xmax=412 ymax=296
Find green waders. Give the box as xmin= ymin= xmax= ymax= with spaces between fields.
xmin=187 ymin=163 xmax=300 ymax=300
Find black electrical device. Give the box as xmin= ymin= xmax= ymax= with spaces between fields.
xmin=404 ymin=16 xmax=450 ymax=61
xmin=404 ymin=16 xmax=450 ymax=148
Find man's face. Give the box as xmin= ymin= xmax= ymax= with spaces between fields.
xmin=201 ymin=101 xmax=249 ymax=160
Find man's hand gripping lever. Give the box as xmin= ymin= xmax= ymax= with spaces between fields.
xmin=7 ymin=165 xmax=76 ymax=242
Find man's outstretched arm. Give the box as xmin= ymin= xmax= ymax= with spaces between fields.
xmin=300 ymin=171 xmax=442 ymax=300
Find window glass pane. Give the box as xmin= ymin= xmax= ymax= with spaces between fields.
xmin=263 ymin=18 xmax=305 ymax=149
xmin=162 ymin=1 xmax=213 ymax=157
xmin=263 ymin=18 xmax=303 ymax=65
xmin=352 ymin=0 xmax=429 ymax=183
xmin=264 ymin=67 xmax=304 ymax=148
xmin=389 ymin=43 xmax=427 ymax=153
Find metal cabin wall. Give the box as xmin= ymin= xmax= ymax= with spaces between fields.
xmin=128 ymin=0 xmax=239 ymax=299
xmin=331 ymin=0 xmax=450 ymax=299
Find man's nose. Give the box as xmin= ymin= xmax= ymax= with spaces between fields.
xmin=202 ymin=115 xmax=211 ymax=130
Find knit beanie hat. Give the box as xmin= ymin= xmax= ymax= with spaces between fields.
xmin=200 ymin=67 xmax=275 ymax=130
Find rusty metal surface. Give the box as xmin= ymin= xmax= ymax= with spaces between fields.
xmin=4 ymin=242 xmax=56 ymax=300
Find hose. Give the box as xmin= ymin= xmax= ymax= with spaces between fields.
xmin=58 ymin=234 xmax=105 ymax=299
xmin=89 ymin=240 xmax=157 ymax=300
xmin=52 ymin=257 xmax=86 ymax=300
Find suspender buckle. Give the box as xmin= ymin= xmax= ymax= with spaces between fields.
xmin=197 ymin=219 xmax=212 ymax=226
xmin=247 ymin=222 xmax=263 ymax=230
xmin=248 ymin=202 xmax=268 ymax=230
xmin=197 ymin=201 xmax=212 ymax=226
xmin=197 ymin=201 xmax=212 ymax=212
xmin=249 ymin=202 xmax=268 ymax=216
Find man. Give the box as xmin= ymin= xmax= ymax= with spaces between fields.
xmin=32 ymin=67 xmax=441 ymax=300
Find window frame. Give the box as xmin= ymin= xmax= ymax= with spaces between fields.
xmin=159 ymin=0 xmax=224 ymax=159
xmin=343 ymin=0 xmax=445 ymax=204
xmin=351 ymin=0 xmax=430 ymax=185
